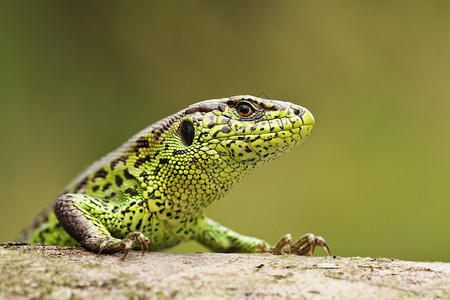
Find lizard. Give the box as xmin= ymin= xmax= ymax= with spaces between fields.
xmin=18 ymin=95 xmax=330 ymax=260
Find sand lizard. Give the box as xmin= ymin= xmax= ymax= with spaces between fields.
xmin=19 ymin=95 xmax=330 ymax=259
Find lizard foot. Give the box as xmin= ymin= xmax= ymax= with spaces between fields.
xmin=97 ymin=232 xmax=150 ymax=261
xmin=256 ymin=233 xmax=330 ymax=256
xmin=120 ymin=232 xmax=150 ymax=261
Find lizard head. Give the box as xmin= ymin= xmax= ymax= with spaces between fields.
xmin=131 ymin=95 xmax=314 ymax=174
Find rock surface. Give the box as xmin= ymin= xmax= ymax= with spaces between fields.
xmin=0 ymin=243 xmax=448 ymax=299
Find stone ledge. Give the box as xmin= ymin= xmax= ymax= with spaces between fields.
xmin=0 ymin=243 xmax=448 ymax=299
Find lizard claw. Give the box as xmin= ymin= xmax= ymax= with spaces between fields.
xmin=314 ymin=236 xmax=331 ymax=256
xmin=140 ymin=235 xmax=151 ymax=257
xmin=96 ymin=239 xmax=114 ymax=256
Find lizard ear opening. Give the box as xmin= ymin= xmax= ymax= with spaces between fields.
xmin=180 ymin=120 xmax=195 ymax=146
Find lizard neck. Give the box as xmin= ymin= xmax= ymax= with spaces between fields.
xmin=129 ymin=146 xmax=255 ymax=215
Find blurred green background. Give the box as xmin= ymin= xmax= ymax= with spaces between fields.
xmin=0 ymin=1 xmax=448 ymax=262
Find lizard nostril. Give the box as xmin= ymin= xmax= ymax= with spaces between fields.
xmin=293 ymin=107 xmax=302 ymax=116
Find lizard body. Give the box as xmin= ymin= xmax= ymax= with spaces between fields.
xmin=19 ymin=95 xmax=329 ymax=258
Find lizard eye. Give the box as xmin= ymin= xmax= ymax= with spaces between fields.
xmin=180 ymin=120 xmax=195 ymax=146
xmin=236 ymin=101 xmax=254 ymax=117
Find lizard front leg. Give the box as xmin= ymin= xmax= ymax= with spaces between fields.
xmin=195 ymin=217 xmax=269 ymax=253
xmin=54 ymin=194 xmax=149 ymax=260
xmin=195 ymin=217 xmax=330 ymax=256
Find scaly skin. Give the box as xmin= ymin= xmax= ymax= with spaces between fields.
xmin=19 ymin=95 xmax=330 ymax=259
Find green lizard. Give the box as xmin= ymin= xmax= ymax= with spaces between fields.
xmin=18 ymin=95 xmax=329 ymax=259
